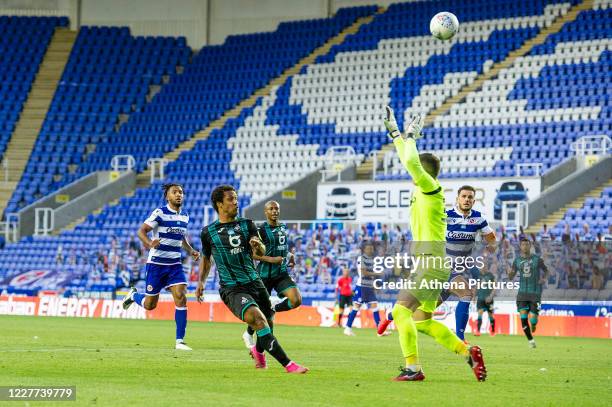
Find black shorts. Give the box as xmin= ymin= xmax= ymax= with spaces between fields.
xmin=262 ymin=273 xmax=297 ymax=297
xmin=219 ymin=279 xmax=274 ymax=321
xmin=338 ymin=295 xmax=353 ymax=308
xmin=517 ymin=295 xmax=541 ymax=315
xmin=477 ymin=298 xmax=494 ymax=313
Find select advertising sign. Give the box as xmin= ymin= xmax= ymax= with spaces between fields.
xmin=317 ymin=177 xmax=541 ymax=222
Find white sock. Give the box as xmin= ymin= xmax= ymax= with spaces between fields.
xmin=407 ymin=364 xmax=418 ymax=371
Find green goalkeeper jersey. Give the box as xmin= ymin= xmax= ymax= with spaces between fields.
xmin=393 ymin=137 xmax=446 ymax=254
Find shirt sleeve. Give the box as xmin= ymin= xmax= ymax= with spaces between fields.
xmin=538 ymin=257 xmax=548 ymax=273
xmin=247 ymin=219 xmax=260 ymax=240
xmin=200 ymin=228 xmax=212 ymax=258
xmin=258 ymin=224 xmax=269 ymax=245
xmin=392 ymin=137 xmax=438 ymax=193
xmin=479 ymin=219 xmax=494 ymax=236
xmin=144 ymin=208 xmax=162 ymax=228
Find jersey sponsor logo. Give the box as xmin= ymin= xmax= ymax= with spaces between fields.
xmin=229 ymin=234 xmax=241 ymax=248
xmin=166 ymin=227 xmax=186 ymax=235
xmin=447 ymin=231 xmax=474 ymax=240
xmin=521 ymin=261 xmax=532 ymax=277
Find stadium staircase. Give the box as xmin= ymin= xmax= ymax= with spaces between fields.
xmin=134 ymin=9 xmax=382 ymax=190
xmin=0 ymin=27 xmax=76 ymax=214
xmin=526 ymin=178 xmax=612 ymax=234
xmin=355 ymin=0 xmax=594 ymax=180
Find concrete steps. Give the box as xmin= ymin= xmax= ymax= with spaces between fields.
xmin=0 ymin=28 xmax=77 ymax=216
xmin=525 ymin=179 xmax=612 ymax=234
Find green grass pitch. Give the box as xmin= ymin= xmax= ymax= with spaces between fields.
xmin=1 ymin=316 xmax=610 ymax=406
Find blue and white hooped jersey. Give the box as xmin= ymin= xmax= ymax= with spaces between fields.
xmin=445 ymin=208 xmax=493 ymax=257
xmin=356 ymin=255 xmax=375 ymax=288
xmin=144 ymin=205 xmax=189 ymax=266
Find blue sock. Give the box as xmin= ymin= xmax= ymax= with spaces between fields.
xmin=132 ymin=292 xmax=146 ymax=308
xmin=387 ymin=311 xmax=394 ymax=321
xmin=455 ymin=300 xmax=471 ymax=340
xmin=346 ymin=309 xmax=358 ymax=328
xmin=372 ymin=308 xmax=381 ymax=326
xmin=175 ymin=306 xmax=187 ymax=340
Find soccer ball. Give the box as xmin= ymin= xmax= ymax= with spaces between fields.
xmin=430 ymin=12 xmax=459 ymax=40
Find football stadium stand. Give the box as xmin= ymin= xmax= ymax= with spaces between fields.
xmin=0 ymin=16 xmax=69 ymax=213
xmin=0 ymin=0 xmax=609 ymax=299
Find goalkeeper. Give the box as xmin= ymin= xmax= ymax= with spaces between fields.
xmin=384 ymin=106 xmax=487 ymax=382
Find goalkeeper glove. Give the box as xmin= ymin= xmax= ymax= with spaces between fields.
xmin=384 ymin=106 xmax=401 ymax=140
xmin=405 ymin=114 xmax=424 ymax=140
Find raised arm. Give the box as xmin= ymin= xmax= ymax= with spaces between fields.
xmin=384 ymin=106 xmax=437 ymax=192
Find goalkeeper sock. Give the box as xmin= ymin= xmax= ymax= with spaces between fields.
xmin=274 ymin=298 xmax=292 ymax=313
xmin=175 ymin=306 xmax=187 ymax=340
xmin=477 ymin=315 xmax=483 ymax=332
xmin=416 ymin=318 xmax=468 ymax=357
xmin=520 ymin=315 xmax=533 ymax=340
xmin=391 ymin=304 xmax=419 ymax=370
xmin=132 ymin=292 xmax=146 ymax=308
xmin=455 ymin=299 xmax=471 ymax=341
xmin=255 ymin=327 xmax=290 ymax=367
xmin=346 ymin=309 xmax=358 ymax=328
xmin=372 ymin=307 xmax=381 ymax=326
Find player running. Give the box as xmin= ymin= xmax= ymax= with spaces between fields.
xmin=384 ymin=106 xmax=486 ymax=382
xmin=474 ymin=262 xmax=496 ymax=337
xmin=335 ymin=267 xmax=353 ymax=327
xmin=242 ymin=200 xmax=301 ymax=349
xmin=377 ymin=186 xmax=496 ymax=339
xmin=122 ymin=183 xmax=200 ymax=351
xmin=344 ymin=240 xmax=386 ymax=336
xmin=196 ymin=185 xmax=308 ymax=373
xmin=508 ymin=237 xmax=549 ymax=348
xmin=442 ymin=186 xmax=496 ymax=341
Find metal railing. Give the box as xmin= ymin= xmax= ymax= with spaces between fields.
xmin=148 ymin=158 xmax=168 ymax=183
xmin=321 ymin=146 xmax=361 ymax=182
xmin=0 ymin=212 xmax=19 ymax=242
xmin=515 ymin=163 xmax=543 ymax=177
xmin=570 ymin=135 xmax=611 ymax=156
xmin=34 ymin=207 xmax=54 ymax=237
xmin=110 ymin=155 xmax=136 ymax=172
